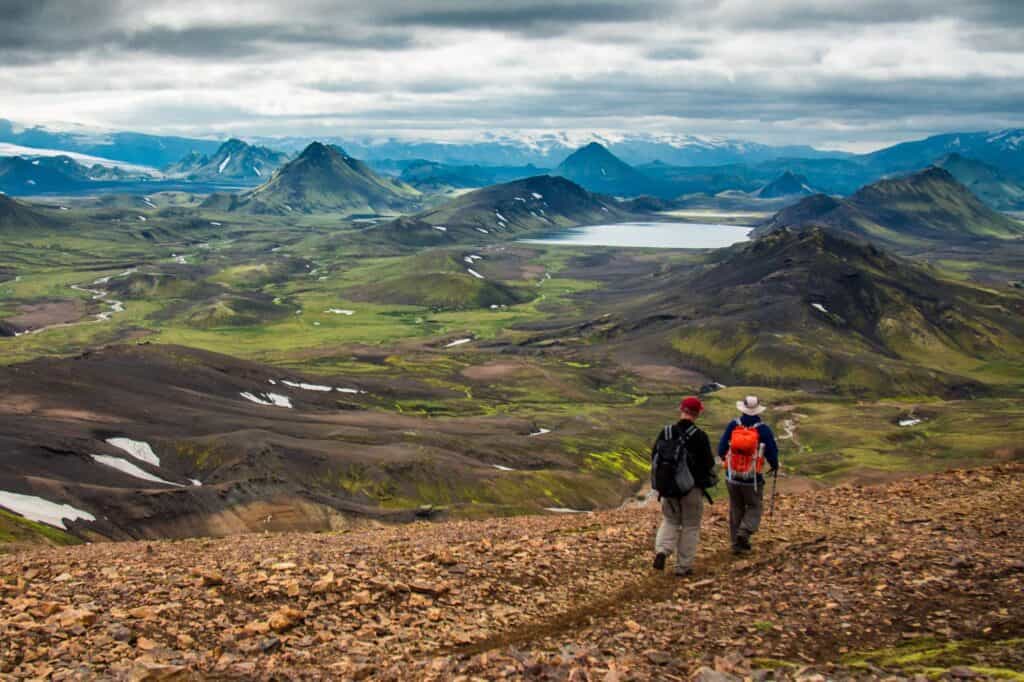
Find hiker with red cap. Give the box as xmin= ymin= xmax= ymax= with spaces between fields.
xmin=718 ymin=395 xmax=779 ymax=554
xmin=651 ymin=396 xmax=717 ymax=576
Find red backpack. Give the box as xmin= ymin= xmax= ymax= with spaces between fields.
xmin=726 ymin=420 xmax=764 ymax=485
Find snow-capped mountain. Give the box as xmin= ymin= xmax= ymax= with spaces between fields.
xmin=165 ymin=139 xmax=290 ymax=183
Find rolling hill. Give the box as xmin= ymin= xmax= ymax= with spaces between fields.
xmin=200 ymin=142 xmax=420 ymax=215
xmin=0 ymin=343 xmax=635 ymax=541
xmin=166 ymin=138 xmax=290 ymax=183
xmin=552 ymin=142 xmax=658 ymax=197
xmin=372 ymin=175 xmax=629 ymax=245
xmin=934 ymin=153 xmax=1024 ymax=210
xmin=0 ymin=194 xmax=61 ymax=231
xmin=755 ymin=167 xmax=1024 ymax=248
xmin=345 ymin=250 xmax=536 ymax=309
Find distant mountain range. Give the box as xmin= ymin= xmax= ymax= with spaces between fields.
xmin=756 ymin=167 xmax=1024 ymax=248
xmin=0 ymin=154 xmax=149 ymax=194
xmin=2 ymin=117 xmax=1023 ymax=205
xmin=396 ymin=160 xmax=548 ymax=192
xmin=165 ymin=139 xmax=289 ymax=183
xmin=864 ymin=130 xmax=1024 ymax=182
xmin=934 ymin=153 xmax=1024 ymax=211
xmin=0 ymin=119 xmax=221 ymax=168
xmin=251 ymin=131 xmax=843 ymax=168
xmin=374 ymin=175 xmax=628 ymax=246
xmin=201 ymin=142 xmax=419 ymax=215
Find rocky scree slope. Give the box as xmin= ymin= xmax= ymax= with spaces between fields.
xmin=0 ymin=464 xmax=1021 ymax=679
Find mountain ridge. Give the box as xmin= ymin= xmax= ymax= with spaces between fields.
xmin=755 ymin=167 xmax=1024 ymax=247
xmin=373 ymin=174 xmax=629 ymax=245
xmin=201 ymin=142 xmax=420 ymax=215
xmin=166 ymin=139 xmax=290 ymax=183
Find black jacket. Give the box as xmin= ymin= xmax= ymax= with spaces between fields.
xmin=651 ymin=419 xmax=717 ymax=490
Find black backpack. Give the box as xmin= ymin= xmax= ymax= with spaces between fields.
xmin=651 ymin=423 xmax=697 ymax=499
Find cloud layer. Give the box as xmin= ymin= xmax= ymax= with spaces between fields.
xmin=1 ymin=0 xmax=1022 ymax=150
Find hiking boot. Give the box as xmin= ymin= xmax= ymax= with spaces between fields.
xmin=674 ymin=567 xmax=694 ymax=577
xmin=653 ymin=552 xmax=667 ymax=571
xmin=734 ymin=536 xmax=752 ymax=554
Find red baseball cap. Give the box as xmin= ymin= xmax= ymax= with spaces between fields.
xmin=680 ymin=396 xmax=704 ymax=414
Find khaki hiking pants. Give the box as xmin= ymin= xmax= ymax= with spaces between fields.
xmin=727 ymin=482 xmax=764 ymax=544
xmin=654 ymin=488 xmax=704 ymax=570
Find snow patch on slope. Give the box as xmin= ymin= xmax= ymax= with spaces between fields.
xmin=0 ymin=491 xmax=95 ymax=529
xmin=106 ymin=438 xmax=160 ymax=467
xmin=91 ymin=455 xmax=183 ymax=487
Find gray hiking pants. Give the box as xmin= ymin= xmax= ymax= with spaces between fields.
xmin=655 ymin=488 xmax=704 ymax=570
xmin=727 ymin=482 xmax=764 ymax=544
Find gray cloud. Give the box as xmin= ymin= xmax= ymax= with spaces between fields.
xmin=382 ymin=0 xmax=668 ymax=33
xmin=119 ymin=25 xmax=414 ymax=58
xmin=645 ymin=46 xmax=703 ymax=61
xmin=0 ymin=0 xmax=1022 ymax=150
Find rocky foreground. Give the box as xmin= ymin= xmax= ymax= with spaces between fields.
xmin=1 ymin=464 xmax=1022 ymax=680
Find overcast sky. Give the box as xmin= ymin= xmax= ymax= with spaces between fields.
xmin=2 ymin=0 xmax=1023 ymax=151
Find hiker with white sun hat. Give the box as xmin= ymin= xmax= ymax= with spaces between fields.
xmin=717 ymin=395 xmax=779 ymax=554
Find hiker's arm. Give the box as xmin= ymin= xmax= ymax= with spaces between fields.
xmin=697 ymin=432 xmax=716 ymax=483
xmin=650 ymin=430 xmax=664 ymax=461
xmin=717 ymin=422 xmax=733 ymax=458
xmin=761 ymin=425 xmax=780 ymax=470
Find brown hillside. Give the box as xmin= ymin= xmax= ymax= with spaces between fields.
xmin=1 ymin=463 xmax=1021 ymax=679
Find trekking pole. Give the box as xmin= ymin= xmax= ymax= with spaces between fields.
xmin=769 ymin=463 xmax=779 ymax=521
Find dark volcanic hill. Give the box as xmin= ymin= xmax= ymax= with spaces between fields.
xmin=0 ymin=344 xmax=616 ymax=541
xmin=934 ymin=153 xmax=1024 ymax=211
xmin=520 ymin=227 xmax=1024 ymax=395
xmin=201 ymin=142 xmax=420 ymax=215
xmin=372 ymin=175 xmax=630 ymax=246
xmin=755 ymin=167 xmax=1024 ymax=248
xmin=166 ymin=138 xmax=289 ymax=183
xmin=665 ymin=229 xmax=1024 ymax=392
xmin=756 ymin=171 xmax=814 ymax=198
xmin=553 ymin=142 xmax=658 ymax=197
xmin=0 ymin=194 xmax=61 ymax=231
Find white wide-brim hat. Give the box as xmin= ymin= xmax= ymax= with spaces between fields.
xmin=737 ymin=395 xmax=767 ymax=416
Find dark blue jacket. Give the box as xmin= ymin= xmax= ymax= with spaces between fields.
xmin=717 ymin=415 xmax=779 ymax=486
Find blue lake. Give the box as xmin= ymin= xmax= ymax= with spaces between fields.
xmin=521 ymin=221 xmax=752 ymax=249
